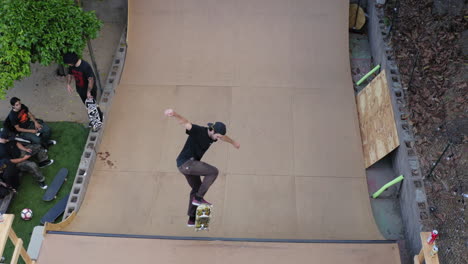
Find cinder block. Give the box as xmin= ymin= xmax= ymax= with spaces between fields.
xmin=62 ymin=26 xmax=127 ymax=221
xmin=367 ymin=0 xmax=430 ymax=252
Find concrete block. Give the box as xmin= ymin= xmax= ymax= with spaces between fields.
xmin=386 ymin=88 xmax=427 ymax=255
xmin=62 ymin=26 xmax=127 ymax=221
xmin=27 ymin=226 xmax=44 ymax=260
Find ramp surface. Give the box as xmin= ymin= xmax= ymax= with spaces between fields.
xmin=64 ymin=0 xmax=383 ymax=241
xmin=37 ymin=234 xmax=400 ymax=264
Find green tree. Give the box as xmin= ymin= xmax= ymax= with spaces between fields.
xmin=0 ymin=0 xmax=102 ymax=98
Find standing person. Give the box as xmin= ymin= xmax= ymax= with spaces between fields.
xmin=8 ymin=97 xmax=56 ymax=149
xmin=164 ymin=109 xmax=240 ymax=227
xmin=63 ymin=52 xmax=103 ymax=124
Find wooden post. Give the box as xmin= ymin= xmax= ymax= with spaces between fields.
xmin=8 ymin=228 xmax=33 ymax=263
xmin=44 ymin=211 xmax=77 ymax=234
xmin=0 ymin=214 xmax=14 ymax=252
xmin=0 ymin=214 xmax=34 ymax=264
xmin=413 ymin=232 xmax=440 ymax=264
xmin=11 ymin=238 xmax=23 ymax=264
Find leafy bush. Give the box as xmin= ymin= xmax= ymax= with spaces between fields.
xmin=0 ymin=0 xmax=102 ymax=98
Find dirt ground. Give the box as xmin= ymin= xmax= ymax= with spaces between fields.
xmin=383 ymin=1 xmax=467 ymax=263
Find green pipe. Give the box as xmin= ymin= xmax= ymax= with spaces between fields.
xmin=372 ymin=175 xmax=404 ymax=199
xmin=356 ymin=65 xmax=381 ymax=86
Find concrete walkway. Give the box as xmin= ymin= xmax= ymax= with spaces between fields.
xmin=0 ymin=0 xmax=126 ymax=123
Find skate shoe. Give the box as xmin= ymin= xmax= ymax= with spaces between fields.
xmin=191 ymin=197 xmax=212 ymax=206
xmin=187 ymin=217 xmax=196 ymax=227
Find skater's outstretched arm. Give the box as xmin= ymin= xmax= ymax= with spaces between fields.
xmin=220 ymin=135 xmax=240 ymax=149
xmin=164 ymin=109 xmax=192 ymax=131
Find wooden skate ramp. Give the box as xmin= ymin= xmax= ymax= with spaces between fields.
xmin=64 ymin=0 xmax=385 ymax=242
xmin=36 ymin=234 xmax=400 ymax=264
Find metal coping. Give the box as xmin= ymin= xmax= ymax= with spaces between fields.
xmin=47 ymin=231 xmax=397 ymax=244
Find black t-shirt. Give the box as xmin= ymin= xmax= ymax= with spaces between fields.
xmin=68 ymin=60 xmax=96 ymax=90
xmin=176 ymin=124 xmax=216 ymax=167
xmin=0 ymin=158 xmax=10 ymax=182
xmin=8 ymin=104 xmax=30 ymax=129
xmin=0 ymin=158 xmax=19 ymax=189
xmin=0 ymin=141 xmax=21 ymax=159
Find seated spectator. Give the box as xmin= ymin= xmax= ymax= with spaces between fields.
xmin=0 ymin=131 xmax=53 ymax=189
xmin=0 ymin=180 xmax=13 ymax=199
xmin=0 ymin=158 xmax=20 ymax=192
xmin=8 ymin=97 xmax=56 ymax=149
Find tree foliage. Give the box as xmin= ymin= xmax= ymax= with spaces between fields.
xmin=0 ymin=0 xmax=102 ymax=98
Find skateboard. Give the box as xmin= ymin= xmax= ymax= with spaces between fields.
xmin=40 ymin=194 xmax=69 ymax=224
xmin=85 ymin=98 xmax=102 ymax=132
xmin=195 ymin=204 xmax=212 ymax=231
xmin=42 ymin=168 xmax=68 ymax=201
xmin=1 ymin=124 xmax=37 ymax=144
xmin=13 ymin=136 xmax=31 ymax=144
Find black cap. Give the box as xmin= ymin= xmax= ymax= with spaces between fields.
xmin=63 ymin=52 xmax=79 ymax=64
xmin=207 ymin=122 xmax=226 ymax=135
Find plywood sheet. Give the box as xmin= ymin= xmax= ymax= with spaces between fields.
xmin=236 ymin=1 xmax=293 ymax=87
xmin=223 ymin=174 xmax=298 ymax=238
xmin=227 ymin=87 xmax=294 ymax=176
xmin=295 ymin=176 xmax=382 ymax=240
xmin=178 ymin=1 xmax=239 ymax=87
xmin=356 ymin=71 xmax=400 ymax=168
xmin=122 ymin=1 xmax=182 ymax=85
xmin=94 ymin=85 xmax=174 ymax=172
xmin=67 ymin=171 xmax=160 ymax=234
xmin=291 ymin=5 xmax=351 ymax=89
xmin=37 ymin=234 xmax=401 ymax=264
xmin=67 ymin=171 xmax=228 ymax=237
xmin=292 ymin=88 xmax=365 ymax=177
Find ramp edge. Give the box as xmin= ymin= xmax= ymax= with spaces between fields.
xmin=47 ymin=231 xmax=397 ymax=244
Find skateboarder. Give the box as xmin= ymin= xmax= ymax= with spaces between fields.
xmin=164 ymin=109 xmax=240 ymax=227
xmin=8 ymin=97 xmax=56 ymax=149
xmin=63 ymin=52 xmax=103 ymax=125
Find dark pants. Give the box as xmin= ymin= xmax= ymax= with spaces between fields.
xmin=77 ymin=86 xmax=97 ymax=104
xmin=17 ymin=144 xmax=48 ymax=183
xmin=1 ymin=163 xmax=20 ymax=189
xmin=77 ymin=87 xmax=103 ymax=120
xmin=19 ymin=120 xmax=51 ymax=148
xmin=178 ymin=159 xmax=218 ymax=217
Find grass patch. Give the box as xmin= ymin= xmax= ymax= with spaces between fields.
xmin=2 ymin=122 xmax=88 ymax=263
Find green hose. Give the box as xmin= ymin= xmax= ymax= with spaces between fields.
xmin=356 ymin=65 xmax=381 ymax=86
xmin=372 ymin=175 xmax=404 ymax=199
